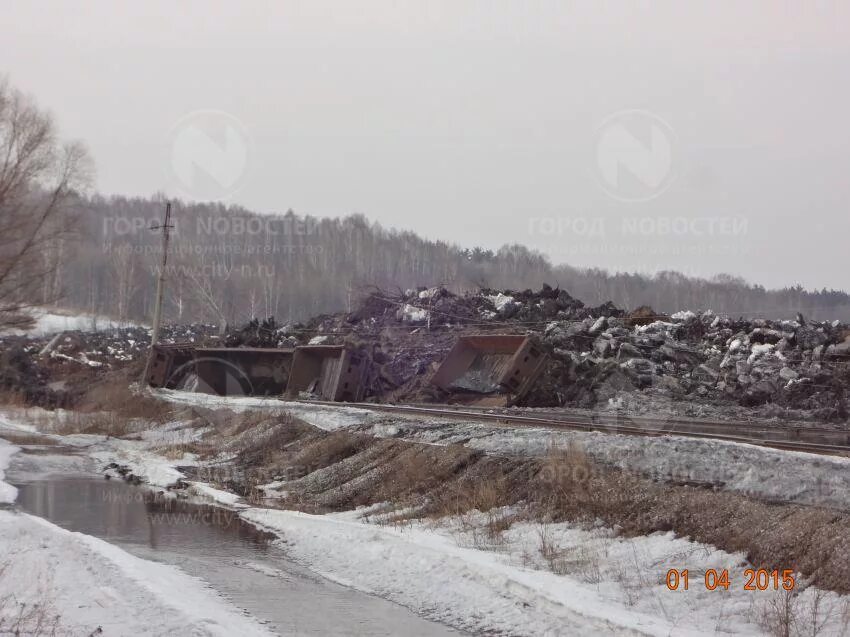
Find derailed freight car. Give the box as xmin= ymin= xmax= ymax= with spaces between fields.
xmin=429 ymin=335 xmax=548 ymax=406
xmin=146 ymin=343 xmax=368 ymax=401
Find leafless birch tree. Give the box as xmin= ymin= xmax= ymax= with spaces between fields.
xmin=0 ymin=77 xmax=92 ymax=329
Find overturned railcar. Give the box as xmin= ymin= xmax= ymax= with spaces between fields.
xmin=145 ymin=343 xmax=368 ymax=401
xmin=285 ymin=345 xmax=368 ymax=402
xmin=191 ymin=347 xmax=295 ymax=396
xmin=430 ymin=335 xmax=547 ymax=406
xmin=146 ymin=345 xmax=294 ymax=396
xmin=145 ymin=344 xmax=197 ymax=389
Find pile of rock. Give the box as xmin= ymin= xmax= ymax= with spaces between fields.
xmin=0 ymin=323 xmax=220 ymax=406
xmin=262 ymin=286 xmax=850 ymax=419
xmin=4 ymin=287 xmax=849 ymax=421
xmin=535 ymin=308 xmax=850 ymax=419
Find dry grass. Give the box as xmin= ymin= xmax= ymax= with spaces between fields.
xmin=0 ymin=431 xmax=58 ymax=446
xmin=230 ymin=410 xmax=291 ymax=436
xmin=534 ymin=523 xmax=604 ymax=582
xmin=291 ymin=430 xmax=370 ymax=476
xmin=21 ymin=379 xmax=182 ymax=439
xmin=152 ymin=441 xmax=214 ymax=461
xmin=80 ymin=380 xmax=174 ymax=423
xmin=533 ymin=442 xmax=594 ymax=518
xmin=133 ymin=408 xmax=850 ymax=597
xmin=0 ymin=597 xmax=62 ymax=637
xmin=0 ymin=389 xmax=28 ymax=407
xmin=235 ymin=416 xmax=313 ymax=467
xmin=51 ymin=410 xmax=135 ymax=437
xmin=753 ymin=589 xmax=801 ymax=637
xmin=433 ymin=478 xmax=511 ymax=518
xmin=0 ymin=562 xmax=62 ymax=637
xmin=750 ymin=587 xmax=850 ymax=637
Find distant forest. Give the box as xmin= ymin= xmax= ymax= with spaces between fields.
xmin=43 ymin=194 xmax=850 ymax=326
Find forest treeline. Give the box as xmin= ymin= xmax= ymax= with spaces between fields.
xmin=42 ymin=194 xmax=850 ymax=326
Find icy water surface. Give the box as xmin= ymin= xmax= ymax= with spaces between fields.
xmin=9 ymin=451 xmax=457 ymax=636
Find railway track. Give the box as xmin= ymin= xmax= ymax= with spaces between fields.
xmin=295 ymin=399 xmax=850 ymax=457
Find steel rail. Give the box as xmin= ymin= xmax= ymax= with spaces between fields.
xmin=294 ymin=399 xmax=850 ymax=457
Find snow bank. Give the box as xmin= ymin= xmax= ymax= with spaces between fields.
xmin=89 ymin=423 xmax=199 ymax=488
xmin=2 ymin=309 xmax=140 ymax=336
xmin=242 ymin=508 xmax=651 ymax=635
xmin=156 ymin=389 xmax=375 ymax=430
xmin=0 ymin=438 xmax=19 ymax=503
xmin=240 ymin=506 xmax=848 ymax=636
xmin=0 ymin=511 xmax=270 ymax=636
xmin=189 ymin=482 xmax=245 ymax=507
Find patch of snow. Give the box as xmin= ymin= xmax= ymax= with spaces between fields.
xmin=50 ymin=351 xmax=104 ymax=367
xmin=487 ymin=293 xmax=515 ymax=312
xmin=748 ymin=343 xmax=775 ymax=365
xmin=418 ymin=287 xmax=440 ymax=299
xmin=240 ymin=507 xmax=845 ymax=636
xmin=400 ymin=304 xmax=430 ymax=323
xmin=90 ymin=441 xmax=186 ymax=488
xmin=2 ymin=309 xmax=141 ymax=336
xmin=308 ymin=335 xmax=328 ymax=345
xmin=189 ymin=482 xmax=245 ymax=507
xmin=589 ymin=316 xmax=607 ymax=333
xmin=0 ymin=511 xmax=270 ymax=636
xmin=671 ymin=310 xmax=696 ymax=321
xmin=0 ymin=438 xmax=19 ymax=503
xmin=634 ymin=320 xmax=675 ymax=334
xmin=468 ymin=427 xmax=850 ymax=510
xmin=241 ymin=508 xmax=643 ymax=634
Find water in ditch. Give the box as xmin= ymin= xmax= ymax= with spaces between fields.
xmin=9 ymin=450 xmax=457 ymax=636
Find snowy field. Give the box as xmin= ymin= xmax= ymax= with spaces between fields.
xmin=0 ymin=308 xmax=140 ymax=336
xmin=0 ymin=436 xmax=270 ymax=636
xmin=4 ymin=406 xmax=850 ymax=635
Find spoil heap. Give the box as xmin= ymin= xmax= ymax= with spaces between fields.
xmin=282 ymin=286 xmax=850 ymax=419
xmin=2 ymin=286 xmax=848 ymax=421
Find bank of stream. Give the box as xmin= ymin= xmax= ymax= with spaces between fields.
xmin=6 ymin=446 xmax=458 ymax=636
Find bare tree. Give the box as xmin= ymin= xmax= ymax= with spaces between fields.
xmin=0 ymin=76 xmax=92 ymax=329
xmin=179 ymin=249 xmax=230 ymax=334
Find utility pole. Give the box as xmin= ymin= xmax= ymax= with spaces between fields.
xmin=141 ymin=201 xmax=174 ymax=384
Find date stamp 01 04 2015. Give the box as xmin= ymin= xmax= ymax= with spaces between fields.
xmin=665 ymin=569 xmax=796 ymax=592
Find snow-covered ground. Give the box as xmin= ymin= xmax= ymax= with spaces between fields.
xmin=5 ymin=404 xmax=850 ymax=635
xmin=241 ymin=507 xmax=850 ymax=636
xmin=0 ymin=512 xmax=272 ymax=636
xmin=0 ymin=431 xmax=271 ymax=636
xmin=0 ymin=439 xmax=18 ymax=504
xmin=1 ymin=308 xmax=140 ymax=336
xmin=157 ymin=390 xmax=850 ymax=511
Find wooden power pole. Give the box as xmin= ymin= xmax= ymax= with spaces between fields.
xmin=141 ymin=201 xmax=174 ymax=384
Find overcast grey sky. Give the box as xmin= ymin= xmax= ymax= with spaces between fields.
xmin=3 ymin=1 xmax=849 ymax=290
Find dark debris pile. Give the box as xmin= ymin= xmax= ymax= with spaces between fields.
xmin=0 ymin=323 xmax=219 ymax=407
xmin=3 ymin=286 xmax=850 ymax=421
xmin=286 ymin=286 xmax=850 ymax=420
